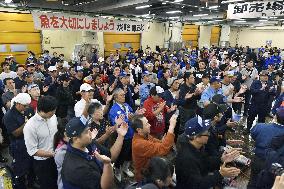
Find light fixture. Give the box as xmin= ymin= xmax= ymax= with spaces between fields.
xmin=235 ymin=20 xmax=246 ymax=23
xmin=162 ymin=2 xmax=167 ymax=4
xmin=193 ymin=14 xmax=209 ymax=17
xmin=5 ymin=0 xmax=13 ymax=3
xmin=221 ymin=0 xmax=245 ymax=4
xmin=259 ymin=19 xmax=268 ymax=22
xmin=166 ymin=10 xmax=182 ymax=14
xmin=174 ymin=0 xmax=184 ymax=2
xmin=209 ymin=5 xmax=219 ymax=9
xmin=169 ymin=16 xmax=179 ymax=19
xmin=135 ymin=5 xmax=152 ymax=9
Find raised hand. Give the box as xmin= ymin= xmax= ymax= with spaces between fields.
xmin=115 ymin=114 xmax=125 ymax=126
xmin=117 ymin=122 xmax=128 ymax=137
xmin=94 ymin=151 xmax=111 ymax=164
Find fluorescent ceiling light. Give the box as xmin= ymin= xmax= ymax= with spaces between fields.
xmin=135 ymin=5 xmax=152 ymax=9
xmin=235 ymin=20 xmax=246 ymax=23
xmin=5 ymin=0 xmax=13 ymax=3
xmin=221 ymin=0 xmax=245 ymax=4
xmin=169 ymin=16 xmax=179 ymax=19
xmin=259 ymin=19 xmax=268 ymax=22
xmin=174 ymin=0 xmax=183 ymax=2
xmin=194 ymin=6 xmax=199 ymax=8
xmin=166 ymin=10 xmax=182 ymax=14
xmin=209 ymin=5 xmax=219 ymax=9
xmin=162 ymin=2 xmax=167 ymax=4
xmin=193 ymin=14 xmax=209 ymax=17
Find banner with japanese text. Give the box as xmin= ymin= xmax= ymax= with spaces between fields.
xmin=227 ymin=1 xmax=284 ymax=19
xmin=31 ymin=11 xmax=149 ymax=33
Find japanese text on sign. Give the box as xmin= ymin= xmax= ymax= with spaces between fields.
xmin=32 ymin=12 xmax=148 ymax=33
xmin=227 ymin=1 xmax=284 ymax=19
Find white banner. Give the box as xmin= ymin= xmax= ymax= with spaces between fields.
xmin=31 ymin=11 xmax=149 ymax=33
xmin=227 ymin=1 xmax=284 ymax=19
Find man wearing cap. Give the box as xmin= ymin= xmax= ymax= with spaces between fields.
xmin=145 ymin=62 xmax=158 ymax=84
xmin=247 ymin=106 xmax=284 ymax=188
xmin=43 ymin=66 xmax=59 ymax=97
xmin=74 ymin=83 xmax=95 ymax=117
xmin=208 ymin=57 xmax=221 ymax=77
xmin=175 ymin=116 xmax=240 ymax=189
xmin=144 ymin=86 xmax=176 ymax=138
xmin=61 ymin=117 xmax=114 ymax=189
xmin=131 ymin=114 xmax=177 ymax=182
xmin=246 ymin=70 xmax=276 ymax=134
xmin=158 ymin=68 xmax=171 ymax=91
xmin=200 ymin=76 xmax=225 ymax=107
xmin=240 ymin=59 xmax=258 ymax=116
xmin=3 ymin=93 xmax=34 ymax=188
xmin=26 ymin=62 xmax=36 ymax=75
xmin=139 ymin=71 xmax=155 ymax=106
xmin=0 ymin=62 xmax=17 ymax=81
xmin=117 ymin=72 xmax=135 ymax=109
xmin=24 ymin=96 xmax=58 ymax=189
xmin=28 ymin=84 xmax=40 ymax=112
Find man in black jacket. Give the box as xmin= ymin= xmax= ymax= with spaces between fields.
xmin=175 ymin=116 xmax=240 ymax=189
xmin=62 ymin=117 xmax=114 ymax=189
xmin=178 ymin=72 xmax=202 ymax=134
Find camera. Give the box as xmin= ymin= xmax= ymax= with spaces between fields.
xmin=271 ymin=163 xmax=284 ymax=176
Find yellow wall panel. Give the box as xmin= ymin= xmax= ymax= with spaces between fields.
xmin=0 ymin=21 xmax=38 ymax=32
xmin=104 ymin=43 xmax=140 ymax=51
xmin=212 ymin=26 xmax=221 ymax=34
xmin=182 ymin=35 xmax=198 ymax=41
xmin=183 ymin=25 xmax=199 ymax=29
xmin=182 ymin=28 xmax=199 ymax=35
xmin=211 ymin=34 xmax=220 ymax=38
xmin=0 ymin=33 xmax=41 ymax=44
xmin=104 ymin=35 xmax=140 ymax=43
xmin=0 ymin=13 xmax=33 ymax=21
xmin=0 ymin=53 xmax=41 ymax=64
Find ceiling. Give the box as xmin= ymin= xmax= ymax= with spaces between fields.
xmin=0 ymin=0 xmax=284 ymax=27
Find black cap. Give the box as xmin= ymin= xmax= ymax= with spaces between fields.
xmin=59 ymin=73 xmax=71 ymax=82
xmin=65 ymin=117 xmax=88 ymax=138
xmin=203 ymin=103 xmax=226 ymax=120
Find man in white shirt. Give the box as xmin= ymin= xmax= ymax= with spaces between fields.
xmin=0 ymin=62 xmax=17 ymax=81
xmin=24 ymin=96 xmax=58 ymax=189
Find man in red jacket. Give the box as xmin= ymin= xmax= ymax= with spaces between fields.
xmin=143 ymin=86 xmax=176 ymax=138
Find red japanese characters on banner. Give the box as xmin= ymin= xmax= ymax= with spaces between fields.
xmin=32 ymin=12 xmax=148 ymax=33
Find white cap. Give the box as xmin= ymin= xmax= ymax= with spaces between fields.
xmin=156 ymin=86 xmax=164 ymax=94
xmin=170 ymin=54 xmax=174 ymax=57
xmin=48 ymin=66 xmax=57 ymax=72
xmin=98 ymin=57 xmax=104 ymax=62
xmin=11 ymin=93 xmax=31 ymax=108
xmin=143 ymin=53 xmax=147 ymax=56
xmin=80 ymin=83 xmax=94 ymax=92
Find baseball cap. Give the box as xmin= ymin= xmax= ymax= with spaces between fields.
xmin=230 ymin=61 xmax=238 ymax=67
xmin=26 ymin=63 xmax=35 ymax=67
xmin=203 ymin=103 xmax=226 ymax=120
xmin=146 ymin=62 xmax=154 ymax=67
xmin=142 ymin=71 xmax=152 ymax=77
xmin=211 ymin=94 xmax=228 ymax=111
xmin=27 ymin=84 xmax=39 ymax=91
xmin=210 ymin=76 xmax=222 ymax=83
xmin=223 ymin=71 xmax=234 ymax=77
xmin=184 ymin=116 xmax=211 ymax=137
xmin=172 ymin=57 xmax=178 ymax=61
xmin=22 ymin=72 xmax=33 ymax=79
xmin=11 ymin=93 xmax=31 ymax=107
xmin=260 ymin=70 xmax=269 ymax=76
xmin=83 ymin=75 xmax=93 ymax=84
xmin=65 ymin=117 xmax=88 ymax=138
xmin=80 ymin=83 xmax=93 ymax=92
xmin=277 ymin=106 xmax=284 ymax=119
xmin=76 ymin=66 xmax=84 ymax=72
xmin=119 ymin=72 xmax=130 ymax=78
xmin=48 ymin=66 xmax=57 ymax=72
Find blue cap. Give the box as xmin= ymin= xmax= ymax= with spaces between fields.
xmin=65 ymin=117 xmax=88 ymax=138
xmin=172 ymin=57 xmax=178 ymax=61
xmin=210 ymin=76 xmax=221 ymax=83
xmin=142 ymin=71 xmax=152 ymax=77
xmin=119 ymin=71 xmax=130 ymax=77
xmin=276 ymin=107 xmax=284 ymax=119
xmin=184 ymin=116 xmax=211 ymax=137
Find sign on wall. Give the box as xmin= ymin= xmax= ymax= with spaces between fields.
xmin=31 ymin=11 xmax=149 ymax=33
xmin=227 ymin=1 xmax=284 ymax=19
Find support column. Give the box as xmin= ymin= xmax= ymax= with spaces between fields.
xmin=220 ymin=25 xmax=231 ymax=47
xmin=199 ymin=25 xmax=212 ymax=48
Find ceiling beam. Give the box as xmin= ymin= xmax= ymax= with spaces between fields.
xmin=84 ymin=0 xmax=150 ymax=12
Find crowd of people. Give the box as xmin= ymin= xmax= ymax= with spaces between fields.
xmin=0 ymin=45 xmax=284 ymax=189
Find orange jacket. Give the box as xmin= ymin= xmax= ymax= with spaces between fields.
xmin=132 ymin=132 xmax=175 ymax=181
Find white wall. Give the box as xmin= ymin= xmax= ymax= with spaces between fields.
xmin=229 ymin=26 xmax=284 ymax=48
xmin=229 ymin=27 xmax=239 ymax=47
xmin=199 ymin=26 xmax=212 ymax=48
xmin=42 ymin=30 xmax=83 ymax=60
xmin=141 ymin=21 xmax=167 ymax=50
